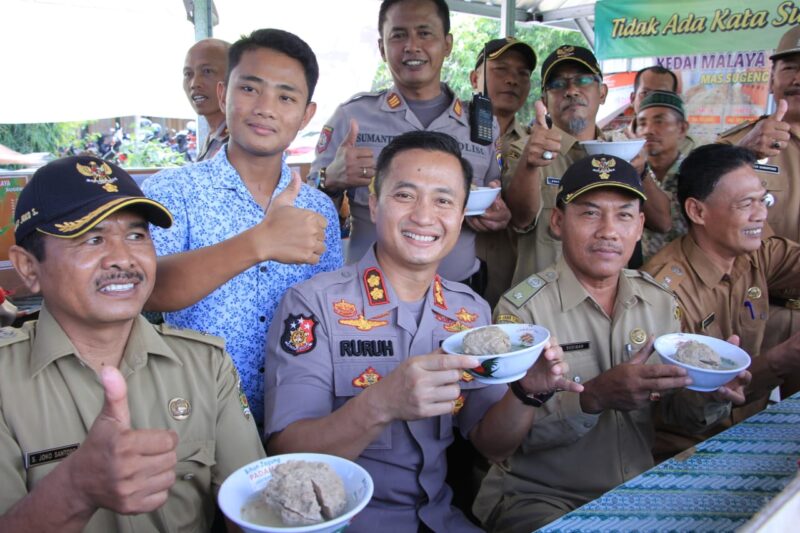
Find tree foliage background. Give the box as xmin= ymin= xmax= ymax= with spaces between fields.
xmin=372 ymin=15 xmax=589 ymax=126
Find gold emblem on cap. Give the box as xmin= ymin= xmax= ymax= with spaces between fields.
xmin=747 ymin=287 xmax=762 ymax=299
xmin=168 ymin=397 xmax=191 ymax=420
xmin=76 ymin=161 xmax=119 ymax=192
xmin=630 ymin=328 xmax=647 ymax=345
xmin=557 ymin=45 xmax=575 ymax=57
xmin=591 ymin=157 xmax=616 ymax=180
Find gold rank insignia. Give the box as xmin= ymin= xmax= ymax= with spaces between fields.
xmin=452 ymin=394 xmax=465 ymax=414
xmin=339 ymin=314 xmax=389 ymax=331
xmin=747 ymin=287 xmax=762 ymax=299
xmin=168 ymin=397 xmax=191 ymax=421
xmin=455 ymin=307 xmax=478 ymax=324
xmin=333 ymin=299 xmax=358 ymax=317
xmin=433 ymin=275 xmax=447 ymax=310
xmin=629 ymin=328 xmax=647 ymax=345
xmin=352 ymin=366 xmax=382 ymax=388
xmin=364 ymin=267 xmax=389 ymax=306
xmin=453 ymin=98 xmax=463 ymax=117
xmin=443 ymin=319 xmax=470 ymax=333
xmin=387 ymin=92 xmax=401 ymax=109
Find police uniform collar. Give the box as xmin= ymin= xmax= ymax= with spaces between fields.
xmin=681 ymin=233 xmax=758 ymax=289
xmin=555 ymin=256 xmax=644 ymax=313
xmin=30 ymin=305 xmax=181 ymax=377
xmin=507 ymin=117 xmax=529 ymax=141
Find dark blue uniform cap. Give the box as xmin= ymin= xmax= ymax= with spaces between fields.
xmin=14 ymin=155 xmax=172 ymax=243
xmin=557 ymin=154 xmax=647 ymax=205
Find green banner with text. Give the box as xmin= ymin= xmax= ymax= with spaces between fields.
xmin=595 ymin=0 xmax=800 ymax=59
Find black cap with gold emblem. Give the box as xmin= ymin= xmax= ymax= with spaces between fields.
xmin=540 ymin=45 xmax=602 ymax=89
xmin=557 ymin=154 xmax=647 ymax=205
xmin=475 ymin=37 xmax=537 ymax=71
xmin=14 ymin=155 xmax=172 ymax=243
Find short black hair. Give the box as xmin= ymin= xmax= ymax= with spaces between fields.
xmin=634 ymin=65 xmax=678 ymax=93
xmin=374 ymin=131 xmax=472 ymax=207
xmin=17 ymin=231 xmax=46 ymax=262
xmin=226 ymin=28 xmax=319 ymax=102
xmin=379 ymin=0 xmax=450 ymax=35
xmin=677 ymin=144 xmax=757 ymax=226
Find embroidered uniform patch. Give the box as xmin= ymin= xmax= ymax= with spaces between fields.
xmin=364 ymin=268 xmax=389 ymax=306
xmin=333 ymin=299 xmax=358 ymax=317
xmin=338 ymin=314 xmax=389 ymax=331
xmin=353 ymin=366 xmax=382 ymax=388
xmin=280 ymin=314 xmax=318 ymax=355
xmin=316 ymin=126 xmax=334 ymax=154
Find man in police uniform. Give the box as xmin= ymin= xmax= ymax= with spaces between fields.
xmin=643 ymin=144 xmax=800 ymax=461
xmin=0 ymin=156 xmax=265 ymax=532
xmin=718 ymin=25 xmax=800 ymax=384
xmin=265 ymin=131 xmax=581 ymax=532
xmin=473 ymin=154 xmax=747 ymax=533
xmin=505 ymin=45 xmax=609 ymax=284
xmin=309 ymin=0 xmax=507 ymax=291
xmin=470 ymin=37 xmax=536 ymax=307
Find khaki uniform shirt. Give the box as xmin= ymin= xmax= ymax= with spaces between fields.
xmin=643 ymin=234 xmax=800 ymax=457
xmin=719 ymin=119 xmax=800 ymax=359
xmin=641 ymin=136 xmax=697 ymax=261
xmin=473 ymin=259 xmax=725 ymax=533
xmin=477 ymin=118 xmax=530 ymax=307
xmin=511 ymin=127 xmax=606 ymax=285
xmin=264 ymin=246 xmax=504 ymax=533
xmin=196 ymin=120 xmax=228 ymax=162
xmin=0 ymin=306 xmax=265 ymax=532
xmin=310 ymin=84 xmax=502 ymax=282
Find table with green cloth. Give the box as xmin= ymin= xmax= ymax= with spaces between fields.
xmin=538 ymin=393 xmax=800 ymax=532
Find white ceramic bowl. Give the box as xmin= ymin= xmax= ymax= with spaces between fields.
xmin=465 ymin=186 xmax=501 ymax=216
xmin=218 ymin=453 xmax=374 ymax=533
xmin=579 ymin=139 xmax=646 ymax=161
xmin=654 ymin=333 xmax=751 ymax=392
xmin=441 ymin=323 xmax=551 ymax=384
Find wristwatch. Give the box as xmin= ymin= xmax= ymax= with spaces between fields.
xmin=317 ymin=167 xmax=343 ymax=198
xmin=508 ymin=380 xmax=554 ymax=407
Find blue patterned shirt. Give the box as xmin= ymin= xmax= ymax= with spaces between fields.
xmin=142 ymin=147 xmax=343 ymax=425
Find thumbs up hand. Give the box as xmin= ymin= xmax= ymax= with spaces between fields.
xmin=523 ymin=100 xmax=562 ymax=169
xmin=256 ymin=171 xmax=328 ymax=265
xmin=323 ymin=118 xmax=376 ymax=191
xmin=68 ymin=367 xmax=178 ymax=515
xmin=737 ymin=99 xmax=790 ymax=158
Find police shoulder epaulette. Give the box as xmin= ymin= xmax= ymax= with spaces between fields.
xmin=0 ymin=326 xmax=29 ymax=347
xmin=156 ymin=324 xmax=226 ymax=349
xmin=718 ymin=117 xmax=763 ymax=138
xmin=343 ymin=90 xmax=384 ymax=105
xmin=647 ymin=261 xmax=688 ymax=292
xmin=502 ymin=271 xmax=554 ymax=308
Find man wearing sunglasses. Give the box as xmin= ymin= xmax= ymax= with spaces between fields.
xmin=504 ymin=45 xmax=608 ymax=284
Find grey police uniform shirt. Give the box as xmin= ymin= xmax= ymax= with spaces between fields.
xmin=310 ymin=84 xmax=502 ymax=282
xmin=264 ymin=245 xmax=505 ymax=532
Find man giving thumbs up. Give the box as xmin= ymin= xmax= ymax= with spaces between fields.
xmin=1 ymin=155 xmax=265 ymax=532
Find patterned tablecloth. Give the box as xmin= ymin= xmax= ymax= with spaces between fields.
xmin=538 ymin=394 xmax=800 ymax=532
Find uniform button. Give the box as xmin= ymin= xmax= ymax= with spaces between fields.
xmin=183 ymin=473 xmax=195 ymax=481
xmin=259 ymin=316 xmax=266 ymax=322
xmin=259 ymin=266 xmax=267 ymax=273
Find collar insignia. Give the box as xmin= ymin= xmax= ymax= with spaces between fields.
xmin=453 ymin=98 xmax=463 ymax=117
xmin=433 ymin=275 xmax=447 ymax=310
xmin=364 ymin=268 xmax=389 ymax=306
xmin=387 ymin=92 xmax=402 ymax=109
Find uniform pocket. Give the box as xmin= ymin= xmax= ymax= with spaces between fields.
xmin=332 ymin=362 xmax=398 ymax=450
xmin=175 ymin=440 xmax=215 ymax=489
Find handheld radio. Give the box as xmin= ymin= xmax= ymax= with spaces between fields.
xmin=470 ymin=44 xmax=494 ymax=146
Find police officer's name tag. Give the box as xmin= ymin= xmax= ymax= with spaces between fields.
xmin=545 ymin=177 xmax=560 ymax=186
xmin=25 ymin=444 xmax=79 ymax=469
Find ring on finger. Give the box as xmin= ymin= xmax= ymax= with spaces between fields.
xmin=542 ymin=150 xmax=554 ymax=161
xmin=649 ymin=391 xmax=661 ymax=402
xmin=362 ymin=167 xmax=368 ymax=177
xmin=771 ymin=140 xmax=781 ymax=149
